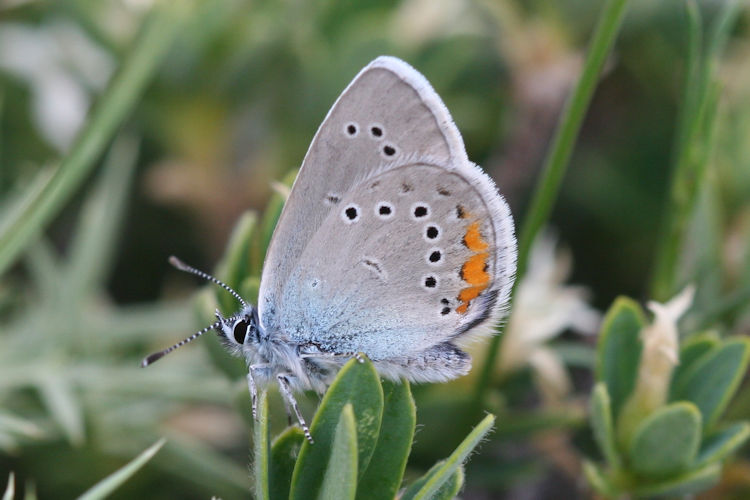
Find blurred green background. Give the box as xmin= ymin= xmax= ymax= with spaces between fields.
xmin=1 ymin=0 xmax=749 ymax=498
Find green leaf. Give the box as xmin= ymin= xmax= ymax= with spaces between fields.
xmin=0 ymin=4 xmax=191 ymax=277
xmin=631 ymin=463 xmax=721 ymax=498
xmin=254 ymin=390 xmax=270 ymax=500
xmin=3 ymin=473 xmax=14 ymax=500
xmin=628 ymin=402 xmax=702 ymax=478
xmin=401 ymin=414 xmax=494 ymax=500
xmin=696 ymin=422 xmax=750 ymax=467
xmin=596 ymin=297 xmax=645 ymax=418
xmin=290 ymin=358 xmax=383 ymax=500
xmin=318 ymin=404 xmax=358 ymax=500
xmin=590 ymin=383 xmax=620 ymax=467
xmin=356 ymin=380 xmax=416 ymax=500
xmin=582 ymin=460 xmax=617 ymax=498
xmin=671 ymin=338 xmax=750 ymax=428
xmin=77 ymin=438 xmax=166 ymax=500
xmin=270 ymin=427 xmax=305 ymax=500
xmin=669 ymin=334 xmax=719 ymax=400
xmin=431 ymin=467 xmax=464 ymax=500
xmin=216 ymin=210 xmax=257 ymax=313
xmin=401 ymin=461 xmax=443 ymax=500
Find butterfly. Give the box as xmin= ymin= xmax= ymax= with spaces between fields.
xmin=144 ymin=56 xmax=517 ymax=443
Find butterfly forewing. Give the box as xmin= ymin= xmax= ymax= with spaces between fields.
xmin=258 ymin=57 xmax=469 ymax=330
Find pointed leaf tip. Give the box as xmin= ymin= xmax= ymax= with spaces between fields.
xmin=402 ymin=414 xmax=494 ymax=500
xmin=318 ymin=404 xmax=358 ymax=500
xmin=78 ymin=438 xmax=166 ymax=500
xmin=3 ymin=473 xmax=14 ymax=500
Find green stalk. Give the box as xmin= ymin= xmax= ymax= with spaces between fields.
xmin=650 ymin=0 xmax=741 ymax=301
xmin=473 ymin=0 xmax=630 ymax=407
xmin=0 ymin=4 xmax=191 ymax=277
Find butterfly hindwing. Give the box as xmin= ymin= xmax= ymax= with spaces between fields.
xmin=278 ymin=162 xmax=514 ymax=361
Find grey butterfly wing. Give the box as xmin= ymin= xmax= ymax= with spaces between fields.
xmin=258 ymin=56 xmax=469 ymax=330
xmin=277 ymin=161 xmax=516 ymax=363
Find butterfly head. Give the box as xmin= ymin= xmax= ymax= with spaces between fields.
xmin=141 ymin=256 xmax=261 ymax=367
xmin=215 ymin=305 xmax=262 ymax=353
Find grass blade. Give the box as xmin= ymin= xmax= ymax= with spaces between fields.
xmin=66 ymin=134 xmax=140 ymax=297
xmin=37 ymin=372 xmax=85 ymax=446
xmin=650 ymin=0 xmax=741 ymax=300
xmin=0 ymin=4 xmax=190 ymax=276
xmin=402 ymin=414 xmax=495 ymax=500
xmin=3 ymin=473 xmax=13 ymax=500
xmin=77 ymin=438 xmax=166 ymax=500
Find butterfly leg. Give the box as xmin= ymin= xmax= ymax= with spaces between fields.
xmin=246 ymin=372 xmax=258 ymax=420
xmin=277 ymin=393 xmax=293 ymax=427
xmin=277 ymin=374 xmax=314 ymax=444
xmin=247 ymin=364 xmax=274 ymax=420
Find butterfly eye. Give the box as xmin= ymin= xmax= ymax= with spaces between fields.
xmin=232 ymin=319 xmax=249 ymax=344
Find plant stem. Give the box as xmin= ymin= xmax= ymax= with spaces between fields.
xmin=473 ymin=0 xmax=630 ymax=408
xmin=0 ymin=4 xmax=190 ymax=276
xmin=649 ymin=0 xmax=740 ymax=301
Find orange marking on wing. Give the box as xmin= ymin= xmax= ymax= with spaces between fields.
xmin=456 ymin=219 xmax=492 ymax=314
xmin=458 ymin=285 xmax=484 ymax=304
xmin=461 ymin=253 xmax=490 ymax=286
xmin=463 ymin=221 xmax=489 ymax=252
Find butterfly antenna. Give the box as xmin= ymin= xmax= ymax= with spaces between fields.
xmin=168 ymin=255 xmax=248 ymax=308
xmin=141 ymin=320 xmax=221 ymax=367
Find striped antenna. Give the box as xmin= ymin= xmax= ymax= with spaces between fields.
xmin=168 ymin=255 xmax=248 ymax=308
xmin=141 ymin=320 xmax=221 ymax=367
